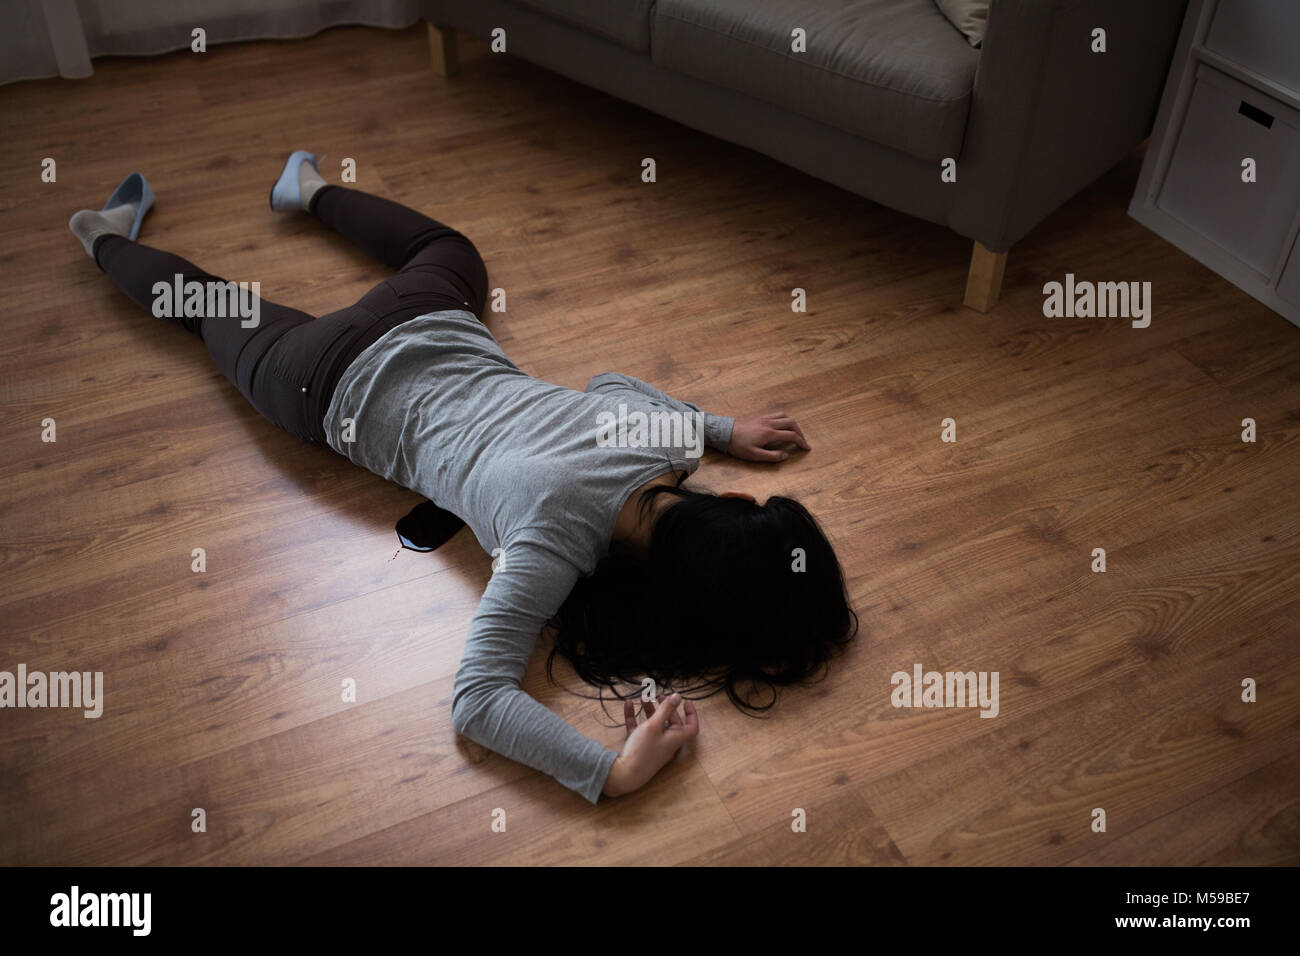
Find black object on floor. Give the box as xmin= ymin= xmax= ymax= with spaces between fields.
xmin=396 ymin=499 xmax=466 ymax=552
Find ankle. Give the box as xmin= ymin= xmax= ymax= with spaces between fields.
xmin=306 ymin=183 xmax=331 ymax=215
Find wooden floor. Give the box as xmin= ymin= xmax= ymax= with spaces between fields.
xmin=1 ymin=24 xmax=1297 ymax=867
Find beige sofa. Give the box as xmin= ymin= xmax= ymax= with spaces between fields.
xmin=424 ymin=0 xmax=1188 ymax=309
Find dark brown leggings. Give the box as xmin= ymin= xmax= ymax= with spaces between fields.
xmin=93 ymin=185 xmax=489 ymax=443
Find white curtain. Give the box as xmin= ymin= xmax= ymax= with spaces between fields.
xmin=3 ymin=0 xmax=427 ymax=86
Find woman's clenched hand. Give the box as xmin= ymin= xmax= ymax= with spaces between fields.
xmin=602 ymin=693 xmax=699 ymax=797
xmin=727 ymin=412 xmax=810 ymax=462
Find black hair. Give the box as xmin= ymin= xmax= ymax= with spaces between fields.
xmin=547 ymin=483 xmax=858 ymax=715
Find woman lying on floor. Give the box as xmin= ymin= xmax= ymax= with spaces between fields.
xmin=68 ymin=153 xmax=858 ymax=803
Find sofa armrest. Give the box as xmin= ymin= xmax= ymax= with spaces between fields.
xmin=950 ymin=0 xmax=1186 ymax=251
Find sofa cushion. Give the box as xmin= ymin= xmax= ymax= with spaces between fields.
xmin=651 ymin=0 xmax=979 ymax=162
xmin=935 ymin=0 xmax=990 ymax=48
xmin=511 ymin=0 xmax=654 ymax=53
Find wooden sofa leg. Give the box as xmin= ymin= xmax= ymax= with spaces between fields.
xmin=427 ymin=23 xmax=460 ymax=78
xmin=963 ymin=241 xmax=1008 ymax=312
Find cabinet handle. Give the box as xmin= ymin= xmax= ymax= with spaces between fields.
xmin=1238 ymin=101 xmax=1274 ymax=128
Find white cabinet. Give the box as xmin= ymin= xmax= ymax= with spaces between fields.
xmin=1205 ymin=0 xmax=1300 ymax=97
xmin=1130 ymin=0 xmax=1300 ymax=325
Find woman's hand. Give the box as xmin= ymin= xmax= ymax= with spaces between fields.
xmin=602 ymin=693 xmax=699 ymax=797
xmin=727 ymin=412 xmax=811 ymax=462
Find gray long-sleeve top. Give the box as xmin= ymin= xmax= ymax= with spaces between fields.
xmin=322 ymin=310 xmax=734 ymax=803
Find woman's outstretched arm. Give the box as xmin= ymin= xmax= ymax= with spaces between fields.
xmin=585 ymin=372 xmax=811 ymax=462
xmin=450 ymin=538 xmax=620 ymax=804
xmin=584 ymin=372 xmax=735 ymax=452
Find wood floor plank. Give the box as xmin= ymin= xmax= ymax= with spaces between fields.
xmin=1065 ymin=751 xmax=1300 ymax=866
xmin=849 ymin=625 xmax=1300 ymax=865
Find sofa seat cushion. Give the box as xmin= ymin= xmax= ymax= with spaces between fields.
xmin=511 ymin=0 xmax=655 ymax=53
xmin=651 ymin=0 xmax=979 ymax=162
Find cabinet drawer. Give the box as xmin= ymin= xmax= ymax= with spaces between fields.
xmin=1156 ymin=64 xmax=1300 ymax=276
xmin=1205 ymin=0 xmax=1300 ymax=97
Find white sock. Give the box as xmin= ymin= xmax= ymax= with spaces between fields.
xmin=298 ymin=162 xmax=326 ymax=211
xmin=69 ymin=204 xmax=137 ymax=259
